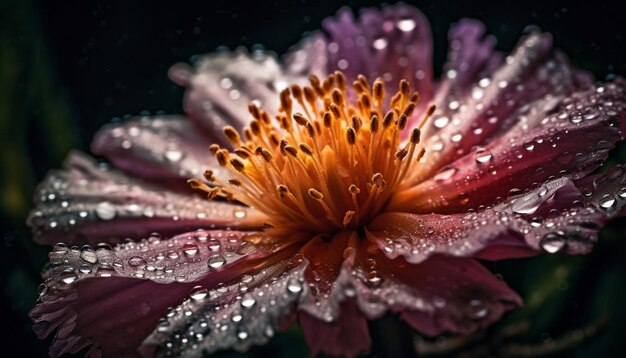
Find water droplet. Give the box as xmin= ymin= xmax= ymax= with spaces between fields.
xmin=167 ymin=251 xmax=179 ymax=259
xmin=372 ymin=37 xmax=388 ymax=50
xmin=190 ymin=285 xmax=209 ymax=301
xmin=433 ymin=116 xmax=449 ymax=128
xmin=396 ymin=18 xmax=416 ymax=32
xmin=164 ymin=149 xmax=184 ymax=162
xmin=433 ymin=166 xmax=458 ymax=182
xmin=182 ymin=242 xmax=200 ymax=257
xmin=367 ymin=271 xmax=383 ymax=288
xmin=53 ymin=243 xmax=69 ymax=253
xmin=468 ymin=299 xmax=489 ymax=319
xmin=287 ymin=278 xmax=303 ymax=294
xmin=474 ymin=148 xmax=493 ymax=163
xmin=617 ymin=188 xmax=626 ymax=199
xmin=233 ymin=209 xmax=247 ymax=219
xmin=128 ymin=256 xmax=147 ymax=268
xmin=240 ymin=293 xmax=256 ymax=308
xmin=79 ymin=264 xmax=92 ymax=274
xmin=540 ymin=232 xmax=566 ymax=253
xmin=60 ymin=270 xmax=78 ymax=285
xmin=599 ymin=194 xmax=616 ymax=209
xmin=237 ymin=330 xmax=249 ymax=340
xmin=207 ymin=254 xmax=226 ymax=269
xmin=80 ymin=248 xmax=98 ymax=264
xmin=95 ymin=202 xmax=116 ymax=221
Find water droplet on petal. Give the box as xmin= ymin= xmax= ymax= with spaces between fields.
xmin=60 ymin=270 xmax=78 ymax=285
xmin=396 ymin=18 xmax=416 ymax=32
xmin=95 ymin=202 xmax=116 ymax=220
xmin=240 ymin=293 xmax=256 ymax=308
xmin=80 ymin=248 xmax=98 ymax=264
xmin=182 ymin=242 xmax=200 ymax=257
xmin=433 ymin=166 xmax=458 ymax=182
xmin=128 ymin=256 xmax=147 ymax=268
xmin=474 ymin=148 xmax=493 ymax=163
xmin=540 ymin=232 xmax=566 ymax=253
xmin=207 ymin=254 xmax=226 ymax=269
xmin=599 ymin=194 xmax=616 ymax=209
xmin=164 ymin=149 xmax=184 ymax=162
xmin=287 ymin=278 xmax=303 ymax=294
xmin=190 ymin=285 xmax=209 ymax=301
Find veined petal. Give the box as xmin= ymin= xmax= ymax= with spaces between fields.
xmin=419 ymin=29 xmax=594 ymax=181
xmin=143 ymin=258 xmax=305 ymax=357
xmin=321 ymin=5 xmax=433 ymax=110
xmin=169 ymin=49 xmax=290 ymax=141
xmin=27 ymin=152 xmax=264 ymax=245
xmin=394 ymin=80 xmax=626 ymax=214
xmin=92 ymin=116 xmax=219 ymax=184
xmin=30 ymin=230 xmax=272 ymax=357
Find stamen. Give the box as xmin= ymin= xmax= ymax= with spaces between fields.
xmin=190 ymin=71 xmax=435 ymax=236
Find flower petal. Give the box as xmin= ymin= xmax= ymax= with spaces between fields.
xmin=31 ymin=229 xmax=271 ymax=357
xmin=283 ymin=33 xmax=329 ymax=79
xmin=299 ymin=300 xmax=371 ymax=358
xmin=394 ymin=80 xmax=626 ymax=214
xmin=91 ymin=115 xmax=220 ymax=184
xmin=143 ymin=258 xmax=305 ymax=356
xmin=27 ymin=152 xmax=264 ymax=245
xmin=419 ymin=29 xmax=595 ymax=181
xmin=321 ymin=5 xmax=433 ymax=109
xmin=170 ymin=49 xmax=290 ymax=140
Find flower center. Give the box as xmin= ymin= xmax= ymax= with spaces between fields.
xmin=189 ymin=71 xmax=434 ymax=237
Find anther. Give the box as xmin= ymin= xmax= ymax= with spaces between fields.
xmin=398 ymin=113 xmax=408 ymax=130
xmin=395 ymin=148 xmax=409 ymax=160
xmin=304 ymin=86 xmax=316 ymax=103
xmin=331 ymin=89 xmax=344 ymax=106
xmin=383 ymin=111 xmax=394 ymax=128
xmin=410 ymin=128 xmax=421 ymax=144
xmin=357 ymin=75 xmax=370 ymax=92
xmin=209 ymin=144 xmax=220 ymax=155
xmin=258 ymin=147 xmax=273 ymax=162
xmin=373 ymin=78 xmax=384 ymax=101
xmin=323 ymin=111 xmax=332 ymax=127
xmin=203 ymin=170 xmax=215 ymax=182
xmin=370 ymin=115 xmax=379 ymax=133
xmin=399 ymin=79 xmax=410 ymax=97
xmin=228 ymin=178 xmax=242 ymax=186
xmin=291 ymin=84 xmax=303 ymax=100
xmin=230 ymin=158 xmax=245 ymax=172
xmin=330 ymin=103 xmax=342 ymax=119
xmin=284 ymin=145 xmax=298 ymax=157
xmin=343 ymin=211 xmax=355 ymax=227
xmin=248 ymin=103 xmax=261 ymax=119
xmin=346 ymin=127 xmax=356 ymax=145
xmin=187 ymin=179 xmax=205 ymax=190
xmin=234 ymin=147 xmax=251 ymax=159
xmin=206 ymin=187 xmax=220 ymax=200
xmin=216 ymin=150 xmax=229 ymax=166
xmin=293 ymin=112 xmax=308 ymax=126
xmin=334 ymin=71 xmax=346 ymax=90
xmin=299 ymin=143 xmax=314 ymax=156
xmin=349 ymin=184 xmax=361 ymax=195
xmin=307 ymin=188 xmax=324 ymax=200
xmin=402 ymin=102 xmax=416 ymax=118
xmin=305 ymin=122 xmax=315 ymax=137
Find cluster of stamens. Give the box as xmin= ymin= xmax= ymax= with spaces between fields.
xmin=189 ymin=71 xmax=435 ymax=236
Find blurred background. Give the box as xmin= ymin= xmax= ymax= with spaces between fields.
xmin=1 ymin=0 xmax=625 ymax=356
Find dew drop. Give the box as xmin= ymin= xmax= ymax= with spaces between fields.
xmin=240 ymin=293 xmax=256 ymax=308
xmin=396 ymin=18 xmax=416 ymax=32
xmin=474 ymin=148 xmax=493 ymax=163
xmin=190 ymin=285 xmax=209 ymax=301
xmin=372 ymin=37 xmax=388 ymax=50
xmin=60 ymin=270 xmax=78 ymax=285
xmin=182 ymin=242 xmax=200 ymax=257
xmin=207 ymin=254 xmax=226 ymax=269
xmin=80 ymin=248 xmax=98 ymax=264
xmin=164 ymin=149 xmax=184 ymax=162
xmin=433 ymin=166 xmax=458 ymax=182
xmin=287 ymin=278 xmax=303 ymax=294
xmin=233 ymin=209 xmax=247 ymax=219
xmin=599 ymin=194 xmax=616 ymax=209
xmin=540 ymin=232 xmax=566 ymax=253
xmin=128 ymin=256 xmax=148 ymax=268
xmin=95 ymin=202 xmax=116 ymax=221
xmin=433 ymin=116 xmax=449 ymax=128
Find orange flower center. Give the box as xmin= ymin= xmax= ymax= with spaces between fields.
xmin=190 ymin=71 xmax=434 ymax=237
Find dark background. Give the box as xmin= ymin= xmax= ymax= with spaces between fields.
xmin=1 ymin=0 xmax=626 ymax=356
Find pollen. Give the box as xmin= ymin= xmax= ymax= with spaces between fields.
xmin=190 ymin=71 xmax=434 ymax=235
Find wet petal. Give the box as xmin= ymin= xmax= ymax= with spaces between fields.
xmin=395 ymin=80 xmax=626 ymax=214
xmin=299 ymin=301 xmax=371 ymax=358
xmin=170 ymin=49 xmax=290 ymax=140
xmin=321 ymin=5 xmax=433 ymax=108
xmin=384 ymin=255 xmax=522 ymax=336
xmin=283 ymin=33 xmax=329 ymax=79
xmin=143 ymin=243 xmax=305 ymax=356
xmin=419 ymin=30 xmax=595 ymax=181
xmin=92 ymin=115 xmax=219 ymax=184
xmin=31 ymin=229 xmax=271 ymax=357
xmin=27 ymin=152 xmax=264 ymax=245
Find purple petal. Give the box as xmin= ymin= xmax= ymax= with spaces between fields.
xmin=31 ymin=229 xmax=272 ymax=357
xmin=395 ymin=80 xmax=626 ymax=214
xmin=27 ymin=152 xmax=264 ymax=245
xmin=283 ymin=33 xmax=329 ymax=79
xmin=299 ymin=300 xmax=371 ymax=357
xmin=321 ymin=5 xmax=433 ymax=110
xmin=419 ymin=29 xmax=594 ymax=181
xmin=170 ymin=49 xmax=290 ymax=140
xmin=143 ymin=259 xmax=305 ymax=356
xmin=92 ymin=115 xmax=218 ymax=185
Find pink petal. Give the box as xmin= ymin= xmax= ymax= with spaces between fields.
xmin=31 ymin=229 xmax=273 ymax=357
xmin=419 ymin=29 xmax=594 ymax=182
xmin=299 ymin=300 xmax=371 ymax=358
xmin=27 ymin=152 xmax=264 ymax=245
xmin=91 ymin=115 xmax=218 ymax=185
xmin=169 ymin=49 xmax=289 ymax=140
xmin=144 ymin=258 xmax=306 ymax=356
xmin=394 ymin=80 xmax=626 ymax=214
xmin=321 ymin=5 xmax=433 ymax=111
xmin=388 ymin=254 xmax=522 ymax=336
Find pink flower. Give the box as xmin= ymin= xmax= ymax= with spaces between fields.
xmin=30 ymin=5 xmax=626 ymax=358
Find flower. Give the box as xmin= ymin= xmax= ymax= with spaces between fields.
xmin=29 ymin=4 xmax=626 ymax=357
